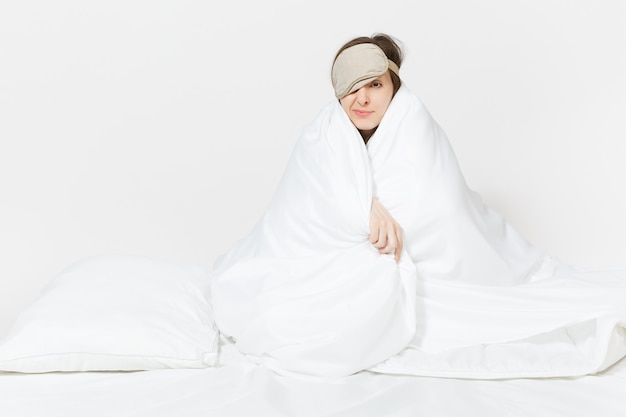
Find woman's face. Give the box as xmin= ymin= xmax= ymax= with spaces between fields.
xmin=339 ymin=70 xmax=394 ymax=136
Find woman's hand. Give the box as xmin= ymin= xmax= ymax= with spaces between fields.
xmin=369 ymin=198 xmax=403 ymax=262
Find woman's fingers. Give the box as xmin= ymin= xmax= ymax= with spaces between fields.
xmin=369 ymin=198 xmax=403 ymax=262
xmin=374 ymin=224 xmax=388 ymax=249
xmin=378 ymin=225 xmax=401 ymax=259
xmin=395 ymin=231 xmax=403 ymax=262
xmin=368 ymin=207 xmax=387 ymax=248
xmin=369 ymin=220 xmax=381 ymax=245
xmin=385 ymin=224 xmax=403 ymax=262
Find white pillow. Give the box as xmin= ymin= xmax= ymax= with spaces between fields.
xmin=0 ymin=254 xmax=219 ymax=373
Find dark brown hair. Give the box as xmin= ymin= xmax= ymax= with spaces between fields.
xmin=333 ymin=33 xmax=404 ymax=96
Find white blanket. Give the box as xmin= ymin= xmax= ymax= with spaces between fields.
xmin=211 ymin=86 xmax=626 ymax=379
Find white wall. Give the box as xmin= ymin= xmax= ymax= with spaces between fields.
xmin=1 ymin=0 xmax=625 ymax=337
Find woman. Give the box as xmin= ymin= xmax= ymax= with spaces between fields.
xmin=334 ymin=35 xmax=405 ymax=263
xmin=211 ymin=34 xmax=626 ymax=379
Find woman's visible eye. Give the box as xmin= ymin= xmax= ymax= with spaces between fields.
xmin=372 ymin=81 xmax=382 ymax=88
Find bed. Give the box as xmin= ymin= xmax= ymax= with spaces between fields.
xmin=1 ymin=254 xmax=625 ymax=417
xmin=1 ymin=349 xmax=626 ymax=416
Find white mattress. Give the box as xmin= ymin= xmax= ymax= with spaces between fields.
xmin=2 ymin=343 xmax=625 ymax=417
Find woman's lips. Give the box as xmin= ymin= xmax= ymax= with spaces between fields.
xmin=353 ymin=109 xmax=372 ymax=117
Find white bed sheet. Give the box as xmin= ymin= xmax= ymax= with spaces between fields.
xmin=1 ymin=343 xmax=625 ymax=417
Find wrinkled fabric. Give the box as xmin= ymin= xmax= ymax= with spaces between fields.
xmin=211 ymin=86 xmax=626 ymax=378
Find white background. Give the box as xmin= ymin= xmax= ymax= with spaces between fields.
xmin=1 ymin=0 xmax=625 ymax=337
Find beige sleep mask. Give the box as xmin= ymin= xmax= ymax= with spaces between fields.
xmin=331 ymin=43 xmax=399 ymax=99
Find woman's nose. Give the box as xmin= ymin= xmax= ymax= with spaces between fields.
xmin=356 ymin=88 xmax=369 ymax=105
